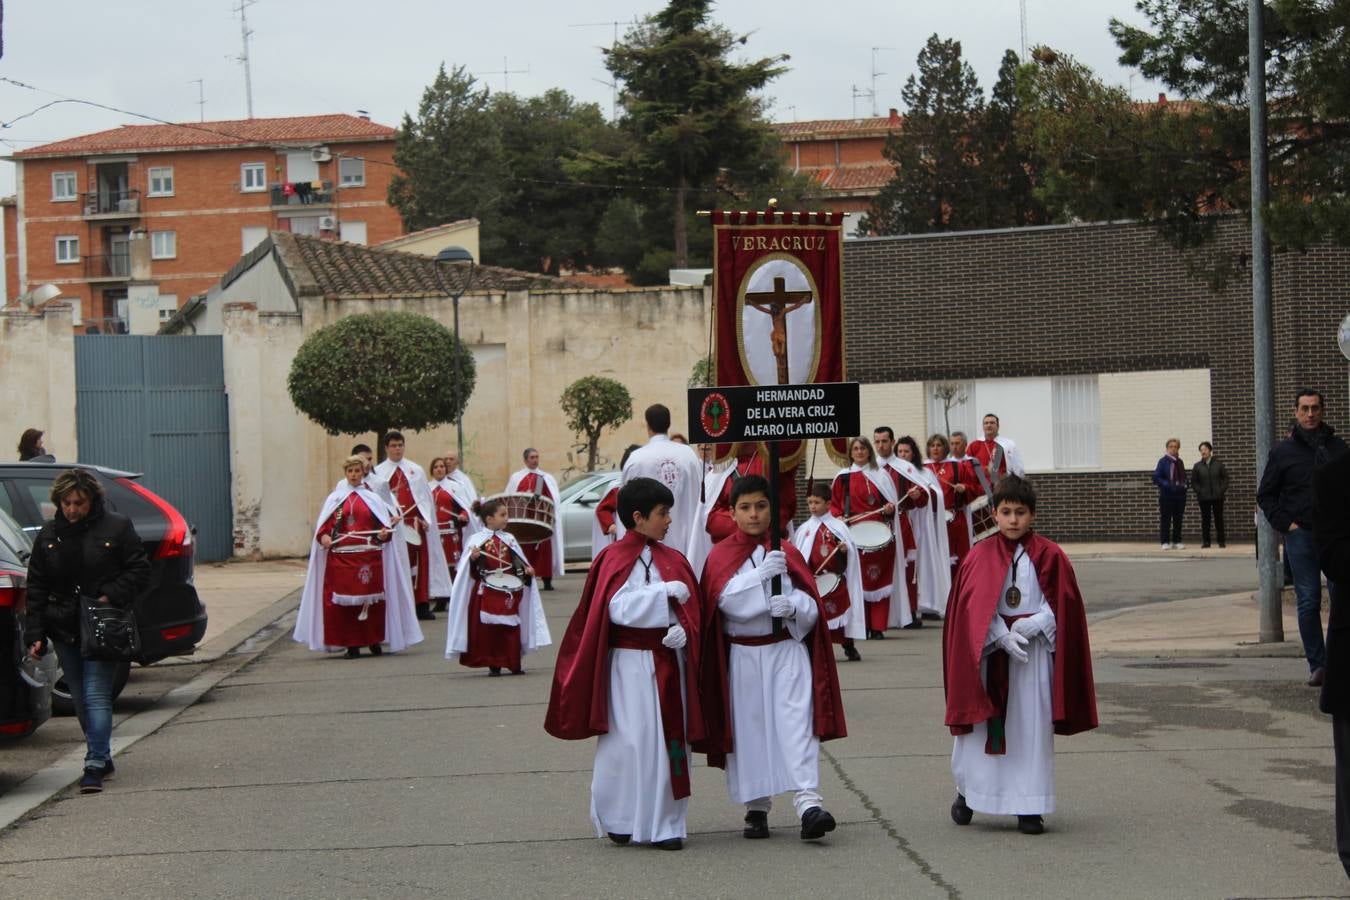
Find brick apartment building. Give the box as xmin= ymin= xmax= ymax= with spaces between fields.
xmin=772 ymin=110 xmax=900 ymax=232
xmin=3 ymin=114 xmax=404 ymax=331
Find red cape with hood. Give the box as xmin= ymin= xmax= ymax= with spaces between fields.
xmin=544 ymin=530 xmax=704 ymax=743
xmin=943 ymin=531 xmax=1097 ymax=737
xmin=694 ymin=529 xmax=847 ymax=768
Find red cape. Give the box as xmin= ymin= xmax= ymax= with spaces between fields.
xmin=544 ymin=530 xmax=704 ymax=742
xmin=942 ymin=532 xmax=1097 ymax=736
xmin=694 ymin=529 xmax=847 ymax=768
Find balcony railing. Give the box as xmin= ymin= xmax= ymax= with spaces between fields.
xmin=81 ymin=316 xmax=130 ymax=335
xmin=83 ymin=189 xmax=141 ymax=217
xmin=270 ymin=181 xmax=334 ymax=206
xmin=84 ymin=252 xmax=131 ymax=280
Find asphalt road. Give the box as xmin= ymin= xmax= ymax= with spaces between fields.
xmin=1073 ymin=556 xmax=1259 ymax=613
xmin=0 ymin=571 xmax=1343 ymax=899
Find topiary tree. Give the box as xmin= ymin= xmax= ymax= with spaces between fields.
xmin=288 ymin=311 xmax=476 ymax=458
xmin=560 ymin=376 xmax=633 ymax=472
xmin=688 ymin=355 xmax=714 ymax=388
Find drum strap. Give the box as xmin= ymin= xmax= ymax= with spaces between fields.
xmin=843 ymin=471 xmax=852 ymax=518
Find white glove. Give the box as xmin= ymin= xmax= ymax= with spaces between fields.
xmin=996 ymin=631 xmax=1030 ymax=664
xmin=661 ymin=623 xmax=687 ymax=649
xmin=769 ymin=594 xmax=795 ymax=619
xmin=757 ymin=550 xmax=788 ymax=582
xmin=664 ymin=581 xmax=691 ymax=605
xmin=1010 ymin=617 xmax=1041 ymax=640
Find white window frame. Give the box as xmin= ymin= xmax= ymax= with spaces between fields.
xmin=150 ymin=230 xmax=177 ymax=260
xmin=157 ymin=294 xmax=179 ymax=322
xmin=147 ymin=166 xmax=174 ymax=198
xmin=51 ymin=171 xmax=78 ymax=201
xmin=338 ymin=156 xmax=365 ymax=187
xmin=241 ymin=162 xmax=267 ymax=193
xmin=1052 ymin=375 xmax=1102 ymax=469
xmin=55 ymin=236 xmax=80 ymax=264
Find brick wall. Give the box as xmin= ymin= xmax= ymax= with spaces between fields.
xmin=840 ymin=218 xmax=1350 ymax=543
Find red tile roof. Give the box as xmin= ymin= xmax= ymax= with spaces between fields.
xmin=796 ymin=164 xmax=893 ymax=196
xmin=12 ymin=114 xmax=396 ymax=159
xmin=772 ymin=116 xmax=901 ymax=140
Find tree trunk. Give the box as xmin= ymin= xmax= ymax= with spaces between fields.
xmin=674 ymin=171 xmax=689 ymax=268
xmin=376 ymin=429 xmax=388 ymax=463
xmin=587 ymin=432 xmax=600 ymax=472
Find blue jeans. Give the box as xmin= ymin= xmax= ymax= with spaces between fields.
xmin=51 ymin=640 xmax=116 ymax=769
xmin=1285 ymin=527 xmax=1339 ymax=672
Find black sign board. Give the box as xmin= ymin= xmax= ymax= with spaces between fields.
xmin=686 ymin=382 xmax=861 ymax=445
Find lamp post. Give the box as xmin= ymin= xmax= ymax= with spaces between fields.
xmin=434 ymin=245 xmax=477 ymax=463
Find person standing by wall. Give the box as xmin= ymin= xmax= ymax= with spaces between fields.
xmin=1152 ymin=438 xmax=1188 ymax=550
xmin=1259 ymin=389 xmax=1350 ymax=687
xmin=1192 ymin=442 xmax=1229 ymax=549
xmin=1313 ymin=441 xmax=1350 ymax=877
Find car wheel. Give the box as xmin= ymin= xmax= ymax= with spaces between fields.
xmin=51 ymin=659 xmax=132 ymax=717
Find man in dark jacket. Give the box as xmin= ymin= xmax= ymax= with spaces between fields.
xmin=25 ymin=468 xmax=149 ymax=793
xmin=1257 ymin=389 xmax=1350 ymax=686
xmin=1314 ymin=446 xmax=1350 ymax=877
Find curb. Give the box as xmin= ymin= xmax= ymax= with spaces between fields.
xmin=0 ymin=591 xmax=302 ymax=834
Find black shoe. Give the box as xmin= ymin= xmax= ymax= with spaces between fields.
xmin=542 ymin=580 xmax=555 ymax=592
xmin=432 ymin=600 xmax=448 ymax=613
xmin=843 ymin=641 xmax=862 ymax=662
xmin=743 ymin=810 xmax=770 ymax=839
xmin=1309 ymin=667 xmax=1327 ymax=687
xmin=1017 ymin=815 xmax=1044 ymax=835
xmin=903 ymin=619 xmax=924 ymax=629
xmin=799 ymin=807 xmax=836 ymax=840
xmin=1219 ymin=542 xmax=1226 ymax=548
xmin=416 ymin=606 xmax=436 ymax=621
xmin=78 ymin=768 xmax=104 ymax=794
xmin=368 ymin=644 xmax=383 ymax=656
xmin=607 ymin=832 xmax=631 ymax=845
xmin=344 ymin=647 xmax=361 ymax=659
xmin=867 ymin=629 xmax=885 ymax=640
xmin=652 ymin=838 xmax=683 ymax=850
xmin=511 ymin=668 xmax=524 ymax=675
xmin=488 ymin=667 xmax=502 ymax=677
xmin=950 ymin=793 xmax=973 ymax=825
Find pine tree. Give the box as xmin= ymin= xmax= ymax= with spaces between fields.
xmin=981 ymin=50 xmax=1048 ymax=228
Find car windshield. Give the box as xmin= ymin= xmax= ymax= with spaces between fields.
xmin=560 ymin=472 xmax=615 ymax=501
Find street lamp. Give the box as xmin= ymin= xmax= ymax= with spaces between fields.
xmin=434 ymin=245 xmax=477 ymax=462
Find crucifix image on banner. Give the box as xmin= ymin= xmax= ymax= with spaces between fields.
xmin=739 ymin=256 xmax=822 ymax=387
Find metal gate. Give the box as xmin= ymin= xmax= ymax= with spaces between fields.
xmin=74 ymin=335 xmax=233 ymax=561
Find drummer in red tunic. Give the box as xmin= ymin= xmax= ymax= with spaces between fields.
xmin=505 ymin=448 xmax=563 ymax=591
xmin=443 ymin=497 xmax=553 ymax=676
xmin=794 ymin=483 xmax=865 ymax=661
xmin=926 ymin=434 xmax=979 ymax=574
xmin=292 ymin=456 xmax=424 ymax=658
xmin=429 ymin=457 xmax=471 ymax=612
xmin=832 ymin=436 xmax=911 ymax=639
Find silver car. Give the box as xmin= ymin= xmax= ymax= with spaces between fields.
xmin=559 ymin=470 xmax=622 ymax=563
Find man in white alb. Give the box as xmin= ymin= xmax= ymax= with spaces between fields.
xmin=623 ymin=404 xmax=705 ymax=557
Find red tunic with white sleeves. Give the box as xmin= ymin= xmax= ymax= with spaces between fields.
xmin=317 ymin=493 xmax=387 ymax=648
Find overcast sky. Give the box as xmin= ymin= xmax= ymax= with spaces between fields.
xmin=0 ymin=0 xmax=1163 ymax=196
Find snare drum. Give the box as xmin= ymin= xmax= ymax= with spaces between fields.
xmin=399 ymin=521 xmax=422 ymax=546
xmin=967 ymin=494 xmax=998 ymax=543
xmin=849 ymin=519 xmax=894 ymax=553
xmin=483 ymin=570 xmax=525 ymax=594
xmin=486 ymin=492 xmax=556 ymax=544
xmin=814 ymin=572 xmax=842 ymax=599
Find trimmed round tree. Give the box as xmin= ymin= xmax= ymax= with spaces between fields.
xmin=288 ymin=311 xmax=476 ymax=455
xmin=560 ymin=376 xmax=632 ymax=472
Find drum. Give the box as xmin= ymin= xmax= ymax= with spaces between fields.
xmin=483 ymin=570 xmax=525 ymax=594
xmin=488 ymin=492 xmax=556 ymax=544
xmin=849 ymin=519 xmax=894 ymax=552
xmin=968 ymin=494 xmax=998 ymax=543
xmin=815 ymin=572 xmax=842 ymax=599
xmin=944 ymin=509 xmax=956 ymax=524
xmin=399 ymin=521 xmax=422 ymax=546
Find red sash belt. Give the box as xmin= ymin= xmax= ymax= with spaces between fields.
xmin=608 ymin=624 xmax=690 ymax=800
xmin=726 ymin=630 xmax=793 ymax=646
xmin=985 ymin=613 xmax=1031 ymax=755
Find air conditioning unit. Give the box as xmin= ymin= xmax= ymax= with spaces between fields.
xmin=318 ymin=215 xmax=337 ymax=231
xmin=310 ymin=147 xmax=332 ymax=163
xmin=84 ymin=205 xmax=97 ymax=216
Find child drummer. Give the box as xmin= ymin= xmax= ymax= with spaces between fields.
xmin=792 ymin=483 xmax=865 ymax=661
xmin=444 ymin=497 xmax=552 ymax=675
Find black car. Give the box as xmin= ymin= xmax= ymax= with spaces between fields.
xmin=0 ymin=506 xmax=55 ymax=738
xmin=0 ymin=462 xmax=208 ymax=712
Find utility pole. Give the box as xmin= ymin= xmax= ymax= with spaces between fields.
xmin=234 ymin=0 xmax=256 ymax=118
xmin=190 ymin=79 xmax=205 ymax=121
xmin=1249 ymin=0 xmax=1282 ymax=642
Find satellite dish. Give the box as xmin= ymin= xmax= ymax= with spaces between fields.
xmin=1339 ymin=312 xmax=1350 ymax=363
xmin=19 ymin=284 xmax=61 ymax=308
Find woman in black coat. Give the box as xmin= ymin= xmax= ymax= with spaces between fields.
xmin=25 ymin=468 xmax=150 ymax=794
xmin=1191 ymin=441 xmax=1230 ymax=548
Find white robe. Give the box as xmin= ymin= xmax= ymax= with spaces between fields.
xmin=437 ymin=475 xmax=482 ymax=547
xmin=589 ymin=548 xmax=690 ymax=843
xmin=444 ymin=529 xmax=552 ymax=658
xmin=951 ymin=551 xmax=1057 ymax=815
xmin=446 ymin=468 xmax=482 ymax=532
xmin=877 ymin=455 xmax=952 ymax=617
xmin=718 ymin=547 xmax=821 ymax=804
xmin=293 ymin=483 xmax=424 ymax=653
xmin=370 ymin=458 xmax=453 ymax=597
xmin=622 ymin=435 xmax=705 ymax=557
xmin=791 ymin=514 xmax=865 ymax=640
xmin=834 ymin=465 xmax=912 ymax=628
xmin=978 ymin=435 xmax=1026 ymax=478
xmin=506 ymin=467 xmax=565 ymax=577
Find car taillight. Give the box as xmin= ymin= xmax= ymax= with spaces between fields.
xmin=0 ymin=721 xmax=33 ymax=735
xmin=160 ymin=625 xmax=192 ymax=641
xmin=117 ymin=478 xmax=193 ymax=559
xmin=0 ymin=572 xmax=22 ymax=610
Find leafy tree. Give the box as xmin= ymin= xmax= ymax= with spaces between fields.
xmin=288 ymin=313 xmax=476 ymax=455
xmin=605 ymin=0 xmax=792 ymax=266
xmin=593 ymin=198 xmax=648 ymax=273
xmin=981 ymin=50 xmax=1049 ymax=228
xmin=388 ymin=65 xmax=502 ymax=252
xmin=560 ymin=376 xmax=633 ymax=472
xmin=931 ymin=382 xmax=969 ymax=438
xmin=863 ymin=35 xmax=987 ymax=235
xmin=688 ymin=355 xmax=714 ymax=388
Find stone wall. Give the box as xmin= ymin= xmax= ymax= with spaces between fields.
xmin=0 ymin=303 xmax=77 ymax=462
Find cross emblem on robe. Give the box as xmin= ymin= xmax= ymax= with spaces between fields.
xmin=668 ymin=738 xmax=687 ymax=776
xmin=745 ymin=276 xmax=814 ymax=385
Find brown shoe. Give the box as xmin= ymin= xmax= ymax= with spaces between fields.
xmin=1309 ymin=667 xmax=1327 ymax=687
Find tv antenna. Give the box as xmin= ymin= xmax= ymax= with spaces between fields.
xmin=1020 ymin=0 xmax=1029 ymax=60
xmin=870 ymin=47 xmax=894 ymax=117
xmin=189 ymin=79 xmax=206 ymax=121
xmin=234 ymin=0 xmax=256 ymax=118
xmin=477 ymin=56 xmax=529 ymax=93
xmin=851 ymin=84 xmax=874 ymax=120
xmin=570 ymin=19 xmax=638 ymax=120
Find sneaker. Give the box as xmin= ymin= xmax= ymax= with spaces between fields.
xmin=78 ymin=768 xmax=104 ymax=794
xmin=1173 ymin=542 xmax=1185 ymax=550
xmin=1161 ymin=543 xmax=1171 ymax=550
xmin=99 ymin=759 xmax=115 ymax=780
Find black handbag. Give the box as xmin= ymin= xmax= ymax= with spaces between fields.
xmin=79 ymin=596 xmax=141 ymax=662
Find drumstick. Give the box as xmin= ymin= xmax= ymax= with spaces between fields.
xmin=813 ymin=539 xmax=846 ymax=575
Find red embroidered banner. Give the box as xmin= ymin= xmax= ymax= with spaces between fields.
xmin=710 ymin=208 xmax=850 ymax=469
